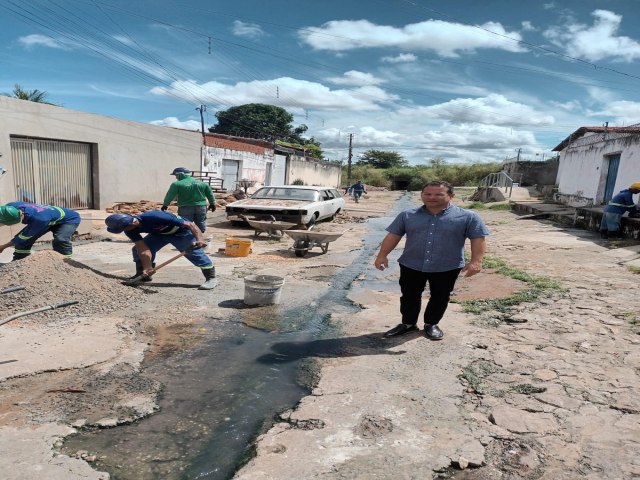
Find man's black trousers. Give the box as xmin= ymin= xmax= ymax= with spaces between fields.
xmin=399 ymin=265 xmax=462 ymax=326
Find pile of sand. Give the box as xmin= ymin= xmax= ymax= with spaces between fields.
xmin=0 ymin=251 xmax=146 ymax=323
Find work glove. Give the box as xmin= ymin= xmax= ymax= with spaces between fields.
xmin=208 ymin=204 xmax=216 ymax=212
xmin=160 ymin=205 xmax=168 ymax=212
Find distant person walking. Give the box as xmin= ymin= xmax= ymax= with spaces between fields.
xmin=346 ymin=180 xmax=368 ymax=203
xmin=0 ymin=202 xmax=81 ymax=261
xmin=374 ymin=181 xmax=489 ymax=340
xmin=599 ymin=182 xmax=640 ymax=239
xmin=162 ymin=167 xmax=216 ymax=233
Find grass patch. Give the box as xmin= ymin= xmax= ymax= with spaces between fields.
xmin=465 ymin=202 xmax=513 ymax=211
xmin=509 ymin=384 xmax=547 ymax=395
xmin=626 ymin=265 xmax=640 ymax=274
xmin=461 ymin=255 xmax=563 ymax=314
xmin=459 ymin=360 xmax=501 ymax=394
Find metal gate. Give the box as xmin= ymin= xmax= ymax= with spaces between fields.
xmin=10 ymin=138 xmax=92 ymax=209
xmin=221 ymin=159 xmax=240 ymax=191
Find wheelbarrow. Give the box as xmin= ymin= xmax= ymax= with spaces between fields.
xmin=245 ymin=218 xmax=297 ymax=238
xmin=284 ymin=229 xmax=347 ymax=257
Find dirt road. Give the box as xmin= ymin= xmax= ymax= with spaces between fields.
xmin=1 ymin=191 xmax=639 ymax=479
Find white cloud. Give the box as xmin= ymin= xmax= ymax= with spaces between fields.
xmin=587 ymin=100 xmax=640 ymax=125
xmin=232 ymin=20 xmax=266 ymax=39
xmin=544 ymin=9 xmax=640 ymax=62
xmin=396 ymin=94 xmax=554 ymax=127
xmin=521 ymin=21 xmax=536 ymax=32
xmin=18 ymin=34 xmax=65 ymax=49
xmin=381 ymin=53 xmax=417 ymax=63
xmin=150 ymin=117 xmax=202 ymax=130
xmin=298 ymin=19 xmax=526 ymax=57
xmin=326 ymin=70 xmax=384 ymax=86
xmin=151 ymin=77 xmax=398 ymax=110
xmin=316 ymin=126 xmax=403 ymax=149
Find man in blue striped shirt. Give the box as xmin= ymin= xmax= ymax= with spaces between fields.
xmin=0 ymin=202 xmax=81 ymax=261
xmin=374 ymin=181 xmax=490 ymax=340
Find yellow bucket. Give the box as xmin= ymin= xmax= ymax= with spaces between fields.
xmin=225 ymin=238 xmax=252 ymax=257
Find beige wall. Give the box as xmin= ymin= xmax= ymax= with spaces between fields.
xmin=287 ymin=157 xmax=342 ymax=187
xmin=0 ymin=96 xmax=202 ymax=209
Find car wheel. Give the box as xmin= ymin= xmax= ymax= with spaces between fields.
xmin=294 ymin=240 xmax=309 ymax=257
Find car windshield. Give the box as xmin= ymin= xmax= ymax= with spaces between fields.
xmin=251 ymin=187 xmax=318 ymax=201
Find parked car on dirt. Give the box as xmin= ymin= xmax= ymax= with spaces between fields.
xmin=225 ymin=185 xmax=345 ymax=227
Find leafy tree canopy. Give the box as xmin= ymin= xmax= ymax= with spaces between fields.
xmin=356 ymin=149 xmax=408 ymax=169
xmin=2 ymin=84 xmax=57 ymax=105
xmin=209 ymin=103 xmax=309 ymax=143
xmin=277 ymin=140 xmax=324 ymax=160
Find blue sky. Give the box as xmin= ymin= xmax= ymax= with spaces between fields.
xmin=3 ymin=0 xmax=640 ymax=165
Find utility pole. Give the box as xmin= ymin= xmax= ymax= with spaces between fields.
xmin=515 ymin=147 xmax=521 ymax=162
xmin=347 ymin=133 xmax=353 ymax=187
xmin=196 ymin=105 xmax=207 ymax=145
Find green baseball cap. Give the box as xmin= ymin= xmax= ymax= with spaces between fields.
xmin=0 ymin=205 xmax=21 ymax=225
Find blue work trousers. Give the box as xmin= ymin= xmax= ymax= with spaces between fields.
xmin=13 ymin=222 xmax=79 ymax=261
xmin=600 ymin=212 xmax=622 ymax=233
xmin=178 ymin=205 xmax=208 ymax=233
xmin=132 ymin=231 xmax=212 ymax=269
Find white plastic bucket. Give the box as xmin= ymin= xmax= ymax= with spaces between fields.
xmin=243 ymin=275 xmax=285 ymax=306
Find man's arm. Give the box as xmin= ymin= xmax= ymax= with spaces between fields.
xmin=0 ymin=240 xmax=14 ymax=253
xmin=374 ymin=233 xmax=402 ymax=270
xmin=183 ymin=221 xmax=207 ymax=247
xmin=204 ymin=184 xmax=216 ymax=211
xmin=162 ymin=183 xmax=178 ymax=209
xmin=461 ymin=237 xmax=486 ymax=277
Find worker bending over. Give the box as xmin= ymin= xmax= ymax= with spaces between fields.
xmin=105 ymin=210 xmax=217 ymax=290
xmin=0 ymin=202 xmax=81 ymax=261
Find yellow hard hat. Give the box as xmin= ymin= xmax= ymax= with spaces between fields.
xmin=630 ymin=182 xmax=640 ymax=189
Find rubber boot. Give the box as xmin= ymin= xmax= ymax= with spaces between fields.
xmin=199 ymin=267 xmax=218 ymax=290
xmin=130 ymin=262 xmax=153 ymax=282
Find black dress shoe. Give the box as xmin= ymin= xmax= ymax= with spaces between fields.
xmin=425 ymin=324 xmax=444 ymax=340
xmin=383 ymin=323 xmax=418 ymax=338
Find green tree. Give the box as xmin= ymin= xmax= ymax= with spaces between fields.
xmin=3 ymin=84 xmax=57 ymax=104
xmin=210 ymin=103 xmax=307 ymax=142
xmin=356 ymin=150 xmax=407 ymax=169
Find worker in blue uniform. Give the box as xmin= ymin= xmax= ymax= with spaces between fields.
xmin=346 ymin=180 xmax=368 ymax=203
xmin=600 ymin=182 xmax=640 ymax=238
xmin=0 ymin=201 xmax=81 ymax=261
xmin=105 ymin=210 xmax=217 ymax=290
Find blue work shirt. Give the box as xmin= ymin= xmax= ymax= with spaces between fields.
xmin=604 ymin=189 xmax=637 ymax=215
xmin=8 ymin=201 xmax=80 ymax=249
xmin=385 ymin=204 xmax=490 ymax=272
xmin=124 ymin=211 xmax=190 ymax=242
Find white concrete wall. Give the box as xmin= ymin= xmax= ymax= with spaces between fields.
xmin=202 ymin=146 xmax=272 ymax=185
xmin=0 ymin=96 xmax=202 ymax=209
xmin=556 ymin=133 xmax=640 ymax=204
xmin=287 ymin=157 xmax=342 ymax=187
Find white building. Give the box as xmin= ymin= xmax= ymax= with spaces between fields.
xmin=553 ymin=125 xmax=640 ymax=206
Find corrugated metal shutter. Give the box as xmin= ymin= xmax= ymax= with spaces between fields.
xmin=10 ymin=138 xmax=92 ymax=209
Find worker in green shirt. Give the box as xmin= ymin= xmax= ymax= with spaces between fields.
xmin=162 ymin=167 xmax=216 ymax=233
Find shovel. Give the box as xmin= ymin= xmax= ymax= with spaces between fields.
xmin=124 ymin=246 xmax=196 ymax=286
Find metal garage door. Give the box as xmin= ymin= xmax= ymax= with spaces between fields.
xmin=10 ymin=138 xmax=92 ymax=209
xmin=221 ymin=159 xmax=240 ymax=191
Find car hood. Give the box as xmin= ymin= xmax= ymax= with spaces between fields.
xmin=227 ymin=199 xmax=311 ymax=208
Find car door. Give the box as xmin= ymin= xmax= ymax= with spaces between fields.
xmin=320 ymin=189 xmax=339 ymax=219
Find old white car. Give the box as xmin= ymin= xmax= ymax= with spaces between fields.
xmin=225 ymin=185 xmax=345 ymax=227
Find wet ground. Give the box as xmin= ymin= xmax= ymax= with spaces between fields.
xmin=0 ymin=191 xmax=548 ymax=480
